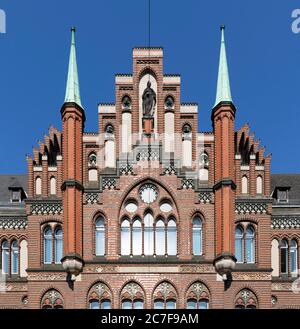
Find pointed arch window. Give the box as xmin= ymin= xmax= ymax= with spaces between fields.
xmin=291 ymin=239 xmax=298 ymax=275
xmin=245 ymin=226 xmax=255 ymax=263
xmin=54 ymin=226 xmax=63 ymax=263
xmin=242 ymin=176 xmax=248 ymax=194
xmin=35 ymin=177 xmax=42 ymax=195
xmin=155 ymin=219 xmax=165 ymax=256
xmin=50 ymin=177 xmax=56 ymax=195
xmin=43 ymin=226 xmax=53 ymax=264
xmin=11 ymin=240 xmax=19 ymax=274
xmin=153 ymin=282 xmax=177 ymax=309
xmin=121 ymin=282 xmax=144 ymax=309
xmin=235 ymin=289 xmax=258 ymax=309
xmin=167 ymin=219 xmax=177 ymax=255
xmin=121 ymin=219 xmax=130 ymax=255
xmin=144 ymin=213 xmax=154 ymax=255
xmin=235 ymin=226 xmax=244 ymax=263
xmin=192 ymin=217 xmax=203 ymax=256
xmin=132 ymin=219 xmax=142 ymax=255
xmin=186 ymin=282 xmax=210 ymax=309
xmin=256 ymin=175 xmax=263 ymax=194
xmin=88 ymin=282 xmax=112 ymax=309
xmin=41 ymin=289 xmax=64 ymax=309
xmin=95 ymin=217 xmax=105 ymax=256
xmin=1 ymin=240 xmax=9 ymax=274
xmin=280 ymin=239 xmax=288 ymax=274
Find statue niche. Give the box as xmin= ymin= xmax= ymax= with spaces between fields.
xmin=142 ymin=81 xmax=156 ymax=118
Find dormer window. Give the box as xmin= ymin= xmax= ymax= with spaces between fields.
xmin=275 ymin=187 xmax=290 ymax=203
xmin=12 ymin=190 xmax=21 ymax=203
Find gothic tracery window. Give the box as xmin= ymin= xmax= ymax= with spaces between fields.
xmin=235 ymin=225 xmax=255 ymax=264
xmin=41 ymin=289 xmax=64 ymax=309
xmin=95 ymin=217 xmax=105 ymax=256
xmin=192 ymin=217 xmax=203 ymax=256
xmin=153 ymin=282 xmax=177 ymax=309
xmin=186 ymin=282 xmax=210 ymax=309
xmin=121 ymin=282 xmax=144 ymax=309
xmin=235 ymin=289 xmax=258 ymax=309
xmin=88 ymin=282 xmax=112 ymax=309
xmin=43 ymin=224 xmax=63 ymax=265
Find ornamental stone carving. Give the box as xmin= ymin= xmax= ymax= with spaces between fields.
xmin=0 ymin=217 xmax=27 ymax=229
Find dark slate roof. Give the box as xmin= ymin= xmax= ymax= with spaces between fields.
xmin=0 ymin=174 xmax=27 ymax=203
xmin=271 ymin=174 xmax=300 ymax=204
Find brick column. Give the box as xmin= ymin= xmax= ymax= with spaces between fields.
xmin=61 ymin=102 xmax=85 ymax=278
xmin=212 ymin=101 xmax=237 ymax=277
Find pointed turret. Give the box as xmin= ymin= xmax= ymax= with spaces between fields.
xmin=214 ymin=25 xmax=232 ymax=107
xmin=64 ymin=27 xmax=82 ymax=108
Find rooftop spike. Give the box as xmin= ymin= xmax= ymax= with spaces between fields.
xmin=214 ymin=25 xmax=232 ymax=107
xmin=64 ymin=27 xmax=82 ymax=108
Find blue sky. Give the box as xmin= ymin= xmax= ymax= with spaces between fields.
xmin=0 ymin=0 xmax=299 ymax=173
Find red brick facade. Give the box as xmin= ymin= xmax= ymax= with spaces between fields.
xmin=0 ymin=47 xmax=299 ymax=310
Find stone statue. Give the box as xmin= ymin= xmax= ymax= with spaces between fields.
xmin=142 ymin=81 xmax=156 ymax=117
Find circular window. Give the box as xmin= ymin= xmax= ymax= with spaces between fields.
xmin=125 ymin=201 xmax=138 ymax=213
xmin=160 ymin=201 xmax=172 ymax=213
xmin=139 ymin=184 xmax=158 ymax=204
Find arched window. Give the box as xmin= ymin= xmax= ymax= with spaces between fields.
xmin=280 ymin=239 xmax=288 ymax=274
xmin=144 ymin=213 xmax=154 ymax=255
xmin=132 ymin=219 xmax=142 ymax=255
xmin=121 ymin=282 xmax=144 ymax=309
xmin=245 ymin=226 xmax=255 ymax=263
xmin=95 ymin=218 xmax=105 ymax=256
xmin=242 ymin=176 xmax=248 ymax=194
xmin=235 ymin=289 xmax=258 ymax=309
xmin=271 ymin=239 xmax=279 ymax=277
xmin=167 ymin=219 xmax=177 ymax=255
xmin=121 ymin=219 xmax=130 ymax=255
xmin=43 ymin=226 xmax=53 ymax=264
xmin=235 ymin=226 xmax=244 ymax=263
xmin=50 ymin=177 xmax=56 ymax=195
xmin=256 ymin=176 xmax=263 ymax=194
xmin=153 ymin=282 xmax=177 ymax=309
xmin=88 ymin=282 xmax=112 ymax=309
xmin=155 ymin=219 xmax=165 ymax=256
xmin=11 ymin=240 xmax=19 ymax=274
xmin=35 ymin=177 xmax=42 ymax=195
xmin=186 ymin=282 xmax=210 ymax=309
xmin=54 ymin=226 xmax=63 ymax=263
xmin=41 ymin=289 xmax=64 ymax=309
xmin=192 ymin=217 xmax=202 ymax=256
xmin=290 ymin=239 xmax=298 ymax=275
xmin=1 ymin=240 xmax=9 ymax=274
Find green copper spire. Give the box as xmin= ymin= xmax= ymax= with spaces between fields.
xmin=214 ymin=25 xmax=232 ymax=107
xmin=64 ymin=27 xmax=82 ymax=107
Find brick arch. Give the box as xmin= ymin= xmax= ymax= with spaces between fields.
xmin=185 ymin=281 xmax=211 ymax=307
xmin=184 ymin=278 xmax=212 ymax=297
xmin=232 ymin=285 xmax=260 ymax=309
xmin=89 ymin=209 xmax=109 ymax=223
xmin=38 ymin=217 xmax=62 ymax=225
xmin=138 ymin=67 xmax=158 ymax=81
xmin=151 ymin=278 xmax=179 ymax=299
xmin=117 ymin=177 xmax=180 ymax=218
xmin=39 ymin=287 xmax=65 ymax=309
xmin=151 ymin=280 xmax=178 ymax=307
xmin=235 ymin=216 xmax=260 ymax=225
xmin=119 ymin=280 xmax=147 ymax=308
xmin=86 ymin=280 xmax=113 ymax=309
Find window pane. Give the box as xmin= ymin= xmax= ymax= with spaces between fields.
xmin=101 ymin=300 xmax=111 ymax=309
xmin=154 ymin=299 xmax=164 ymax=309
xmin=11 ymin=241 xmax=19 ymax=274
xmin=55 ymin=228 xmax=63 ymax=263
xmin=133 ymin=300 xmax=144 ymax=309
xmin=193 ymin=218 xmax=202 ymax=256
xmin=166 ymin=299 xmax=176 ymax=309
xmin=280 ymin=241 xmax=288 ymax=273
xmin=246 ymin=233 xmax=255 ymax=264
xmin=132 ymin=220 xmax=142 ymax=255
xmin=90 ymin=300 xmax=100 ymax=309
xmin=122 ymin=300 xmax=132 ymax=309
xmin=291 ymin=241 xmax=298 ymax=274
xmin=2 ymin=242 xmax=9 ymax=274
xmin=155 ymin=221 xmax=165 ymax=255
xmin=187 ymin=299 xmax=197 ymax=309
xmin=144 ymin=214 xmax=154 ymax=255
xmin=235 ymin=227 xmax=244 ymax=263
xmin=167 ymin=220 xmax=177 ymax=255
xmin=44 ymin=228 xmax=53 ymax=264
xmin=96 ymin=224 xmax=105 ymax=256
xmin=121 ymin=220 xmax=130 ymax=255
xmin=199 ymin=300 xmax=209 ymax=309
